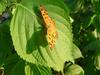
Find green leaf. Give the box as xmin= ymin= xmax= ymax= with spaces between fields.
xmin=0 ymin=20 xmax=13 ymax=65
xmin=94 ymin=50 xmax=100 ymax=70
xmin=83 ymin=40 xmax=100 ymax=51
xmin=65 ymin=0 xmax=84 ymax=13
xmin=11 ymin=60 xmax=25 ymax=75
xmin=5 ymin=59 xmax=52 ymax=75
xmin=65 ymin=64 xmax=84 ymax=75
xmin=25 ymin=63 xmax=52 ymax=75
xmin=10 ymin=0 xmax=74 ymax=71
xmin=93 ymin=15 xmax=100 ymax=39
xmin=4 ymin=54 xmax=20 ymax=75
xmin=0 ymin=0 xmax=7 ymax=14
xmin=82 ymin=50 xmax=100 ymax=75
xmin=72 ymin=44 xmax=83 ymax=59
xmin=92 ymin=0 xmax=100 ymax=14
xmin=5 ymin=54 xmax=52 ymax=75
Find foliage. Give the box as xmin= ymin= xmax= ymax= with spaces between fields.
xmin=0 ymin=0 xmax=100 ymax=75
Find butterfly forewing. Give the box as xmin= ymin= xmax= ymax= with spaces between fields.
xmin=40 ymin=5 xmax=58 ymax=49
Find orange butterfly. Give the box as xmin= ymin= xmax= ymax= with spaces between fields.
xmin=40 ymin=5 xmax=58 ymax=49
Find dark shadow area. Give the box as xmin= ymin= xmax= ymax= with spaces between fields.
xmin=26 ymin=6 xmax=48 ymax=54
xmin=33 ymin=6 xmax=47 ymax=31
xmin=26 ymin=30 xmax=48 ymax=54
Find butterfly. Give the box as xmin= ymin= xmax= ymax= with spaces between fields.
xmin=40 ymin=5 xmax=58 ymax=49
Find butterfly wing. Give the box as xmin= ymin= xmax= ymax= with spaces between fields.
xmin=40 ymin=5 xmax=58 ymax=49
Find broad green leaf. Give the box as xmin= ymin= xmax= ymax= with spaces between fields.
xmin=7 ymin=0 xmax=23 ymax=7
xmin=94 ymin=50 xmax=100 ymax=70
xmin=93 ymin=15 xmax=100 ymax=39
xmin=10 ymin=0 xmax=74 ymax=71
xmin=83 ymin=50 xmax=99 ymax=75
xmin=5 ymin=58 xmax=52 ymax=75
xmin=0 ymin=0 xmax=7 ymax=14
xmin=25 ymin=63 xmax=52 ymax=75
xmin=11 ymin=60 xmax=25 ymax=75
xmin=65 ymin=0 xmax=84 ymax=13
xmin=92 ymin=0 xmax=100 ymax=14
xmin=83 ymin=40 xmax=100 ymax=51
xmin=4 ymin=54 xmax=20 ymax=75
xmin=65 ymin=64 xmax=84 ymax=75
xmin=72 ymin=44 xmax=83 ymax=59
xmin=82 ymin=14 xmax=95 ymax=29
xmin=0 ymin=20 xmax=13 ymax=65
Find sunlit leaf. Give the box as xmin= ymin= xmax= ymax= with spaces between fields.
xmin=5 ymin=59 xmax=52 ymax=75
xmin=4 ymin=55 xmax=52 ymax=75
xmin=93 ymin=15 xmax=100 ymax=39
xmin=25 ymin=63 xmax=52 ymax=75
xmin=94 ymin=51 xmax=100 ymax=70
xmin=0 ymin=0 xmax=7 ymax=14
xmin=65 ymin=64 xmax=84 ymax=75
xmin=72 ymin=44 xmax=83 ymax=59
xmin=10 ymin=0 xmax=74 ymax=71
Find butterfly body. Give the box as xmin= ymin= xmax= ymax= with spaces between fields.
xmin=40 ymin=5 xmax=58 ymax=49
